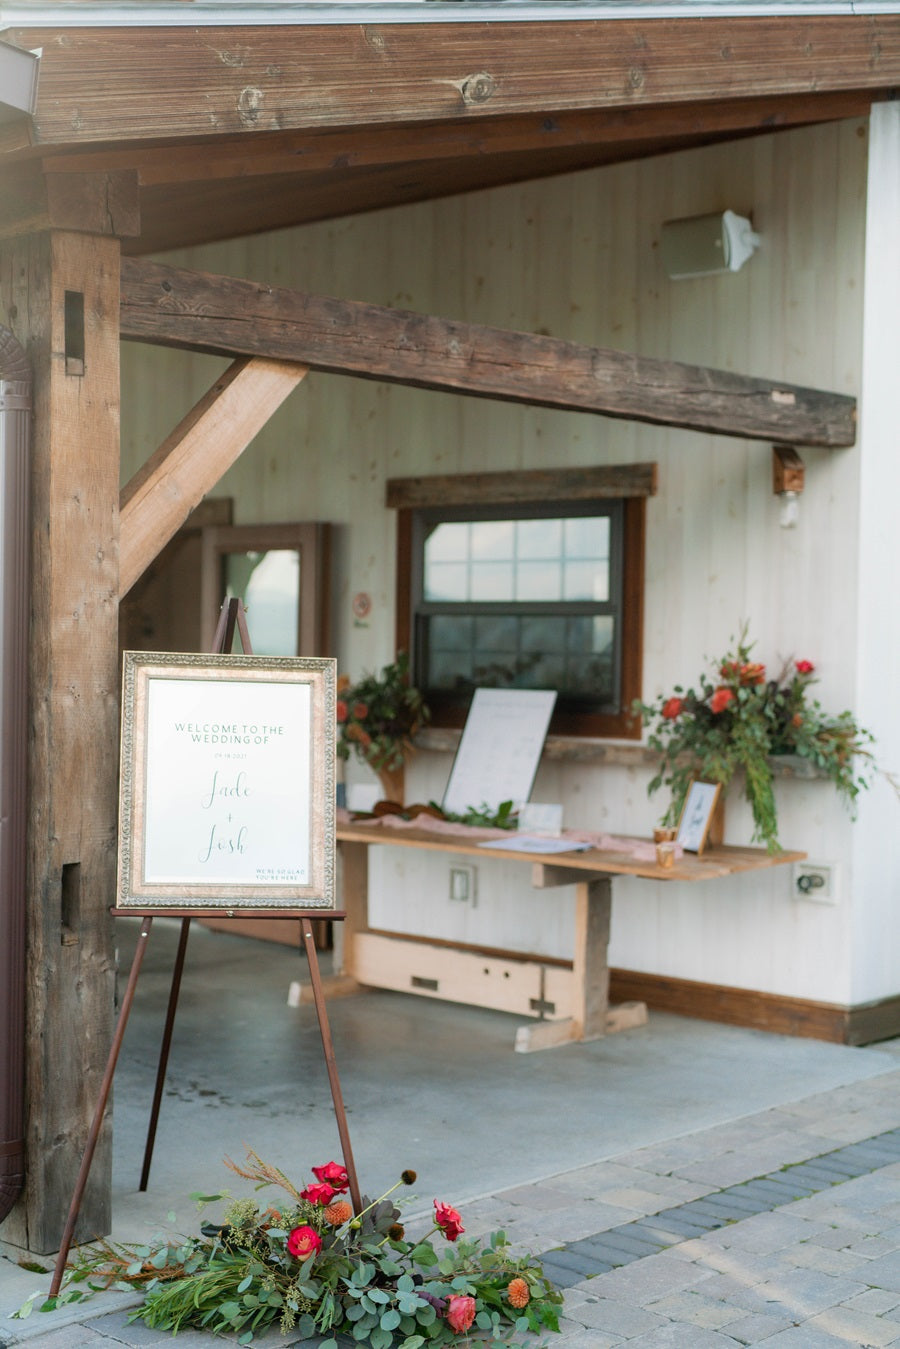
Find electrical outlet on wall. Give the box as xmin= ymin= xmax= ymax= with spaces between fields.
xmin=449 ymin=864 xmax=477 ymax=906
xmin=792 ymin=862 xmax=837 ymax=904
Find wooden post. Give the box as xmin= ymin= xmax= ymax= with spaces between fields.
xmin=0 ymin=230 xmax=121 ymax=1252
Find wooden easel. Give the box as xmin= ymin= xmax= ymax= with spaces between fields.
xmin=51 ymin=598 xmax=359 ymax=1294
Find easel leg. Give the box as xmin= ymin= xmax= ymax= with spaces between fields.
xmin=140 ymin=917 xmax=190 ymax=1190
xmin=51 ymin=917 xmax=154 ymax=1296
xmin=301 ymin=918 xmax=362 ymax=1213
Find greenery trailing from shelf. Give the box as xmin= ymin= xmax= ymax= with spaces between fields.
xmin=635 ymin=628 xmax=875 ymax=852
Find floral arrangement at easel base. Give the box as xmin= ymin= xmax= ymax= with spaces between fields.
xmin=635 ymin=628 xmax=875 ymax=853
xmin=17 ymin=1151 xmax=562 ymax=1348
xmin=336 ymin=652 xmax=430 ymax=777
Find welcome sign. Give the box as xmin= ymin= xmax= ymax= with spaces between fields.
xmin=117 ymin=651 xmax=336 ymax=910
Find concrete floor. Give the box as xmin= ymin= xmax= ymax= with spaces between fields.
xmin=104 ymin=918 xmax=895 ymax=1243
xmin=3 ymin=916 xmax=900 ymax=1337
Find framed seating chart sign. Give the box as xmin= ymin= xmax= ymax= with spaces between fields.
xmin=117 ymin=651 xmax=336 ymax=910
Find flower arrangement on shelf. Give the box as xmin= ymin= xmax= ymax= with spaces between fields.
xmin=336 ymin=652 xmax=430 ymax=779
xmin=19 ymin=1151 xmax=562 ymax=1348
xmin=635 ymin=628 xmax=875 ymax=853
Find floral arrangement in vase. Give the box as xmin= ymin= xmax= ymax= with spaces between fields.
xmin=635 ymin=628 xmax=875 ymax=852
xmin=20 ymin=1150 xmax=562 ymax=1348
xmin=336 ymin=652 xmax=430 ymax=801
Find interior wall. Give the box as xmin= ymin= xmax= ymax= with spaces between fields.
xmin=120 ymin=116 xmax=879 ymax=1006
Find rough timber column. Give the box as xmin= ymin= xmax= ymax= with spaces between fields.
xmin=0 ymin=230 xmax=120 ymax=1252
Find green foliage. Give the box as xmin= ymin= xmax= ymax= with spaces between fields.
xmin=20 ymin=1154 xmax=561 ymax=1347
xmin=336 ymin=652 xmax=430 ymax=773
xmin=635 ymin=628 xmax=875 ymax=852
xmin=436 ymin=800 xmax=519 ymax=831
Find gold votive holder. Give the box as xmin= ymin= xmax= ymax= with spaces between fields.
xmin=656 ymin=842 xmax=676 ymax=869
xmin=653 ymin=827 xmax=676 ymax=844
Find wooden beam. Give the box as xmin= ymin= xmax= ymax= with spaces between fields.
xmin=37 ymin=89 xmax=877 ymax=190
xmin=386 ymin=464 xmax=657 ymax=510
xmin=0 ymin=164 xmax=140 ymax=242
xmin=0 ymin=230 xmax=121 ymax=1252
xmin=120 ymin=258 xmax=857 ymax=448
xmin=119 ymin=356 xmax=307 ymax=597
xmin=4 ymin=17 xmax=899 ymax=149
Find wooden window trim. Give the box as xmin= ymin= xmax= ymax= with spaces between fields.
xmin=393 ymin=466 xmax=651 ymax=741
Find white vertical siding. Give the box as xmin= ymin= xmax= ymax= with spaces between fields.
xmin=120 ymin=116 xmax=878 ymax=1005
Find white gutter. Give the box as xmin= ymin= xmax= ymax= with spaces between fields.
xmin=2 ymin=0 xmax=900 ymax=28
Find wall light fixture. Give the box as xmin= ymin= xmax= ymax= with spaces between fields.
xmin=661 ymin=210 xmax=760 ymax=280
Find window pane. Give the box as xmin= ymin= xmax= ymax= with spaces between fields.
xmin=565 ymin=517 xmax=609 ymax=559
xmin=516 ymin=560 xmax=562 ymax=601
xmin=471 ymin=520 xmax=515 ymax=561
xmin=474 ymin=615 xmax=518 ymax=651
xmin=430 ymin=614 xmax=475 ymax=651
xmin=471 ymin=561 xmax=514 ymax=600
xmin=425 ymin=521 xmax=470 ymax=563
xmin=517 ymin=518 xmax=562 ymax=559
xmin=520 ymin=615 xmax=567 ymax=652
xmin=425 ymin=561 xmax=469 ymax=602
xmin=563 ymin=560 xmax=609 ymax=602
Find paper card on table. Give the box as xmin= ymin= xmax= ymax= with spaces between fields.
xmin=442 ymin=688 xmax=557 ymax=818
xmin=478 ymin=835 xmax=592 ymax=854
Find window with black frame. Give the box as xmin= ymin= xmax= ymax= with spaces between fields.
xmin=392 ymin=470 xmax=650 ymax=740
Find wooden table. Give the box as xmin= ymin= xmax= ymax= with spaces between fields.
xmin=334 ymin=820 xmax=804 ymax=1052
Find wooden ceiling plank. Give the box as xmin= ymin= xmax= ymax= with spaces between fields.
xmin=120 ymin=258 xmax=856 ymax=449
xmin=119 ymin=355 xmax=307 ymax=597
xmin=5 ymin=17 xmax=899 ymax=150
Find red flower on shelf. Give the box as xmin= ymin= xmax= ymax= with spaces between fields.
xmin=300 ymin=1182 xmax=336 ymax=1206
xmin=661 ymin=696 xmax=683 ymax=720
xmin=709 ymin=687 xmax=735 ymax=714
xmin=796 ymin=659 xmax=815 ymax=675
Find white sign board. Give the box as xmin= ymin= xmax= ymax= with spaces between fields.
xmin=442 ymin=688 xmax=557 ymax=817
xmin=117 ymin=651 xmax=336 ymax=910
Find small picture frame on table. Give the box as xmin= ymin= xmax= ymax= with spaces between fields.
xmin=676 ymin=780 xmax=722 ymax=855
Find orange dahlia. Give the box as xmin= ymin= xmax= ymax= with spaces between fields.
xmin=323 ymin=1200 xmax=353 ymax=1226
xmin=507 ymin=1277 xmax=530 ymax=1309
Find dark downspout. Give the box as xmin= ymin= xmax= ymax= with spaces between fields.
xmin=0 ymin=325 xmax=31 ymax=1224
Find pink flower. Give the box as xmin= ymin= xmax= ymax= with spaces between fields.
xmin=434 ymin=1199 xmax=464 ymax=1242
xmin=710 ymin=687 xmax=735 ymax=715
xmin=445 ymin=1295 xmax=476 ymax=1334
xmin=796 ymin=659 xmax=815 ymax=675
xmin=661 ymin=696 xmax=683 ymax=720
xmin=311 ymin=1161 xmax=349 ymax=1193
xmin=286 ymin=1225 xmax=322 ymax=1261
xmin=300 ymin=1182 xmax=335 ymax=1206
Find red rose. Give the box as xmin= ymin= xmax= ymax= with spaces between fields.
xmin=661 ymin=697 xmax=683 ymax=720
xmin=796 ymin=659 xmax=815 ymax=675
xmin=336 ymin=699 xmax=348 ymax=723
xmin=710 ymin=687 xmax=735 ymax=714
xmin=352 ymin=701 xmax=369 ymax=721
xmin=311 ymin=1161 xmax=349 ymax=1193
xmin=445 ymin=1295 xmax=476 ymax=1334
xmin=434 ymin=1199 xmax=464 ymax=1242
xmin=287 ymin=1225 xmax=322 ymax=1260
xmin=300 ymin=1182 xmax=335 ymax=1206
